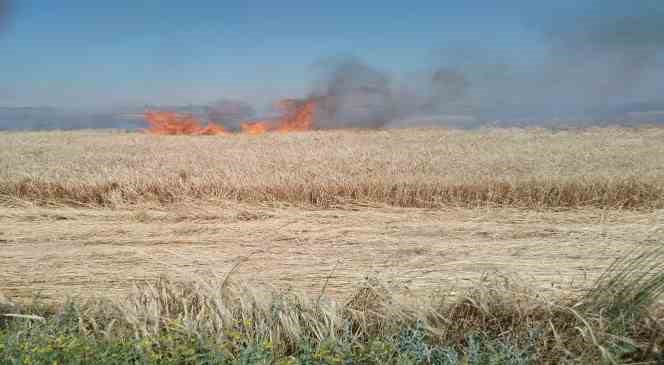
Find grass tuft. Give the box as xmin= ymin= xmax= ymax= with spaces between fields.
xmin=3 ymin=245 xmax=664 ymax=363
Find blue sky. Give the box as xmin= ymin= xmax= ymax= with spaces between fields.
xmin=0 ymin=0 xmax=657 ymax=110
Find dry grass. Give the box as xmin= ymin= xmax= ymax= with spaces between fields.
xmin=1 ymin=126 xmax=664 ymax=303
xmin=1 ymin=203 xmax=662 ymax=302
xmin=1 ymin=127 xmax=663 ymax=208
xmin=2 ymin=127 xmax=664 ymax=362
xmin=4 ymin=264 xmax=664 ymax=363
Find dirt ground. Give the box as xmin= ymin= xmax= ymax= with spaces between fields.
xmin=2 ymin=202 xmax=662 ymax=302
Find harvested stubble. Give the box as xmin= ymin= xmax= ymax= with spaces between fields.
xmin=1 ymin=127 xmax=664 ymax=208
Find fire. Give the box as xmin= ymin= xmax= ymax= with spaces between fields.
xmin=238 ymin=99 xmax=318 ymax=135
xmin=144 ymin=98 xmax=318 ymax=136
xmin=240 ymin=121 xmax=271 ymax=134
xmin=144 ymin=111 xmax=228 ymax=135
xmin=197 ymin=122 xmax=229 ymax=135
xmin=275 ymin=99 xmax=316 ymax=132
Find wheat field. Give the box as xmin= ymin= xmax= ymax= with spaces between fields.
xmin=1 ymin=127 xmax=664 ymax=302
xmin=1 ymin=127 xmax=664 ymax=208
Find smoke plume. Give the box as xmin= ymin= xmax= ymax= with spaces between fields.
xmin=301 ymin=3 xmax=664 ymax=130
xmin=0 ymin=0 xmax=10 ymax=33
xmin=396 ymin=2 xmax=664 ymax=127
xmin=538 ymin=2 xmax=664 ymax=111
xmin=2 ymin=1 xmax=663 ymax=130
xmin=308 ymin=57 xmax=397 ymax=129
xmin=206 ymin=99 xmax=256 ymax=129
xmin=303 ymin=58 xmax=476 ymax=129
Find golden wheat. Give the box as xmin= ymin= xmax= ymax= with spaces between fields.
xmin=2 ymin=127 xmax=664 ymax=304
xmin=1 ymin=127 xmax=663 ymax=208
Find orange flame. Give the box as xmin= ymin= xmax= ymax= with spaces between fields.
xmin=144 ymin=98 xmax=317 ymax=136
xmin=198 ymin=122 xmax=229 ymax=135
xmin=240 ymin=121 xmax=271 ymax=134
xmin=275 ymin=99 xmax=316 ymax=132
xmin=144 ymin=111 xmax=228 ymax=135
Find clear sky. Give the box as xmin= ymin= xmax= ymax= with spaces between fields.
xmin=0 ymin=0 xmax=657 ymax=110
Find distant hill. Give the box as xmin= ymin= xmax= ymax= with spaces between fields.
xmin=0 ymin=106 xmax=144 ymax=131
xmin=0 ymin=100 xmax=257 ymax=131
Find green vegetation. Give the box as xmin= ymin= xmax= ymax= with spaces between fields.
xmin=3 ymin=246 xmax=664 ymax=364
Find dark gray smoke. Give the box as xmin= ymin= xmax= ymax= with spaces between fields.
xmin=428 ymin=68 xmax=470 ymax=107
xmin=309 ymin=2 xmax=664 ymax=129
xmin=0 ymin=1 xmax=8 ymax=28
xmin=309 ymin=57 xmax=398 ymax=129
xmin=206 ymin=99 xmax=256 ymax=129
xmin=538 ymin=2 xmax=664 ymax=112
xmin=414 ymin=2 xmax=664 ymax=127
xmin=307 ymin=58 xmax=476 ymax=129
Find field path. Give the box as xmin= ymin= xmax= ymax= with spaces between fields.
xmin=2 ymin=203 xmax=662 ymax=301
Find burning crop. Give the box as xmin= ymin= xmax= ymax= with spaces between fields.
xmin=274 ymin=99 xmax=316 ymax=132
xmin=144 ymin=111 xmax=228 ymax=135
xmin=240 ymin=121 xmax=270 ymax=135
xmin=145 ymin=98 xmax=318 ymax=136
xmin=142 ymin=58 xmax=400 ymax=136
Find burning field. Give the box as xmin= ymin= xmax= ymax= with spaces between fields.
xmin=4 ymin=3 xmax=664 ymax=362
xmin=144 ymin=98 xmax=316 ymax=136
